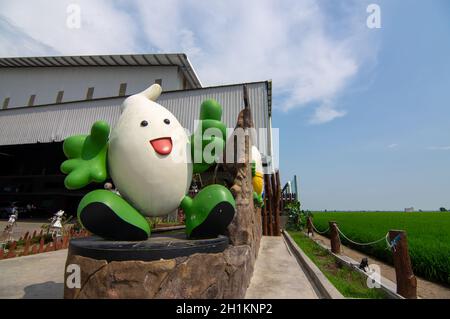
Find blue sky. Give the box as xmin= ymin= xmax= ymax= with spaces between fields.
xmin=276 ymin=0 xmax=450 ymax=210
xmin=0 ymin=0 xmax=449 ymax=210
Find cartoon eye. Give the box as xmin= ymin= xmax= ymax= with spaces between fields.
xmin=164 ymin=119 xmax=170 ymax=125
xmin=140 ymin=120 xmax=148 ymax=127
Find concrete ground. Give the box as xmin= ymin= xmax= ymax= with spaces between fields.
xmin=246 ymin=236 xmax=319 ymax=299
xmin=0 ymin=235 xmax=320 ymax=299
xmin=0 ymin=249 xmax=67 ymax=299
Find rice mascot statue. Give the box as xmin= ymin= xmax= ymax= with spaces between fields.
xmin=60 ymin=84 xmax=235 ymax=241
xmin=251 ymin=145 xmax=264 ymax=207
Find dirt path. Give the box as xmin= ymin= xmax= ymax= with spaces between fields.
xmin=312 ymin=233 xmax=450 ymax=299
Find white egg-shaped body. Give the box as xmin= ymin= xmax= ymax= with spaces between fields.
xmin=108 ymin=85 xmax=192 ymax=217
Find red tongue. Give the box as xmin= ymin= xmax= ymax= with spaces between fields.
xmin=150 ymin=138 xmax=172 ymax=155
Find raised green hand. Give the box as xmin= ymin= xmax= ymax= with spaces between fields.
xmin=60 ymin=121 xmax=110 ymax=190
xmin=190 ymin=99 xmax=227 ymax=174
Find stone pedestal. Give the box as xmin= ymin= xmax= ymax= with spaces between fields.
xmin=65 ymin=239 xmax=256 ymax=299
xmin=64 ymin=204 xmax=260 ymax=299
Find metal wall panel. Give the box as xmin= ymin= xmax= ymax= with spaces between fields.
xmin=0 ymin=82 xmax=270 ymax=155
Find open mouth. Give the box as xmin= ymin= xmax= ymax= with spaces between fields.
xmin=150 ymin=137 xmax=172 ymax=155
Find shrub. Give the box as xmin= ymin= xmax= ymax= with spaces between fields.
xmin=285 ymin=200 xmax=307 ymax=231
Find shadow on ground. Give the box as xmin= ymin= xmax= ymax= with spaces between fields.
xmin=22 ymin=281 xmax=64 ymax=299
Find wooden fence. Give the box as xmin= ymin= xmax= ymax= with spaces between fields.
xmin=261 ymin=170 xmax=282 ymax=236
xmin=307 ymin=216 xmax=417 ymax=299
xmin=0 ymin=228 xmax=89 ymax=260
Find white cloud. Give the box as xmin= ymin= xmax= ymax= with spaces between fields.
xmin=388 ymin=143 xmax=399 ymax=148
xmin=0 ymin=16 xmax=59 ymax=57
xmin=309 ymin=102 xmax=347 ymax=124
xmin=0 ymin=0 xmax=139 ymax=55
xmin=427 ymin=146 xmax=450 ymax=151
xmin=0 ymin=0 xmax=376 ymax=123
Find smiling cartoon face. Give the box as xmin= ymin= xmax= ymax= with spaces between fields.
xmin=108 ymin=84 xmax=192 ymax=217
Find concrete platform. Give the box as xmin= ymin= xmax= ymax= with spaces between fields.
xmin=0 ymin=249 xmax=67 ymax=299
xmin=245 ymin=236 xmax=319 ymax=299
xmin=1 ymin=235 xmax=321 ymax=299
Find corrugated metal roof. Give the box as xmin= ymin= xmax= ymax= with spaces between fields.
xmin=0 ymin=53 xmax=202 ymax=89
xmin=0 ymin=82 xmax=271 ymax=156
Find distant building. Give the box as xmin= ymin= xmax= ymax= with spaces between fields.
xmin=405 ymin=207 xmax=414 ymax=212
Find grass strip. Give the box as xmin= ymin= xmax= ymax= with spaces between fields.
xmin=288 ymin=231 xmax=387 ymax=299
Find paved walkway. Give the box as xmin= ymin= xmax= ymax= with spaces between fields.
xmin=246 ymin=236 xmax=319 ymax=299
xmin=0 ymin=250 xmax=67 ymax=299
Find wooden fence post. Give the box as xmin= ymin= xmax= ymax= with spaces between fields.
xmin=329 ymin=221 xmax=341 ymax=254
xmin=272 ymin=172 xmax=281 ymax=236
xmin=264 ymin=174 xmax=273 ymax=236
xmin=388 ymin=230 xmax=417 ymax=299
xmin=307 ymin=216 xmax=313 ymax=236
xmin=38 ymin=237 xmax=45 ymax=253
xmin=22 ymin=238 xmax=31 ymax=256
xmin=6 ymin=241 xmax=17 ymax=258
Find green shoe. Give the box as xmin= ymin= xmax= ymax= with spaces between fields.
xmin=78 ymin=190 xmax=150 ymax=241
xmin=181 ymin=184 xmax=235 ymax=239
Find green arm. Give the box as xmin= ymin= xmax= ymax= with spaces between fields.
xmin=190 ymin=99 xmax=227 ymax=174
xmin=60 ymin=121 xmax=110 ymax=190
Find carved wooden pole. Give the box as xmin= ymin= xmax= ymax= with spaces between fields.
xmin=225 ymin=84 xmax=260 ymax=245
xmin=388 ymin=230 xmax=417 ymax=299
xmin=274 ymin=171 xmax=282 ymax=236
xmin=271 ymin=173 xmax=280 ymax=236
xmin=329 ymin=221 xmax=340 ymax=254
xmin=264 ymin=174 xmax=273 ymax=236
xmin=262 ymin=202 xmax=268 ymax=236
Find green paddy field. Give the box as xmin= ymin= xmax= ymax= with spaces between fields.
xmin=312 ymin=212 xmax=450 ymax=285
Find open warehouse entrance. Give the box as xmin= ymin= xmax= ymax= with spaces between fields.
xmin=0 ymin=142 xmax=90 ymax=219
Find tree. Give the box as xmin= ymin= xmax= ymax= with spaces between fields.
xmin=285 ymin=200 xmax=304 ymax=231
xmin=439 ymin=207 xmax=447 ymax=212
